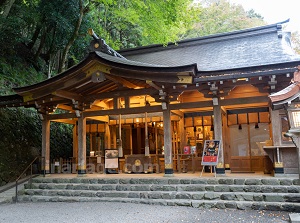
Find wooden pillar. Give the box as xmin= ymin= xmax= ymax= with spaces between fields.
xmin=223 ymin=111 xmax=230 ymax=169
xmin=213 ymin=100 xmax=225 ymax=174
xmin=163 ymin=103 xmax=173 ymax=176
xmin=77 ymin=115 xmax=86 ymax=175
xmin=105 ymin=123 xmax=111 ymax=149
xmin=155 ymin=123 xmax=158 ymax=154
xmin=270 ymin=109 xmax=281 ymax=145
xmin=73 ymin=124 xmax=78 ymax=172
xmin=288 ymin=134 xmax=300 ymax=179
xmin=270 ymin=108 xmax=284 ymax=174
xmin=42 ymin=116 xmax=50 ymax=174
xmin=137 ymin=125 xmax=142 ymax=154
xmin=179 ymin=117 xmax=185 ymax=154
xmin=118 ymin=114 xmax=123 ymax=157
xmin=130 ymin=124 xmax=133 ymax=155
xmin=145 ymin=112 xmax=150 ymax=156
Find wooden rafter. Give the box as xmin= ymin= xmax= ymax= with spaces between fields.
xmin=57 ymin=104 xmax=74 ymax=111
xmin=146 ymin=80 xmax=162 ymax=90
xmin=86 ymin=88 xmax=157 ymax=101
xmin=52 ymin=89 xmax=84 ymax=102
xmin=105 ymin=74 xmax=139 ymax=89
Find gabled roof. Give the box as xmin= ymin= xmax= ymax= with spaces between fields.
xmin=119 ymin=19 xmax=300 ymax=72
xmin=269 ymin=66 xmax=300 ymax=109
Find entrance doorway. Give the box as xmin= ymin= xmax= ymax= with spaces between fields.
xmin=229 ymin=123 xmax=270 ymax=172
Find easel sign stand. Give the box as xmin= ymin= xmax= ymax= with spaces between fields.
xmin=200 ymin=140 xmax=221 ymax=178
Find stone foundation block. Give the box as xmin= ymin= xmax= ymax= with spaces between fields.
xmin=263 ymin=194 xmax=284 ymax=202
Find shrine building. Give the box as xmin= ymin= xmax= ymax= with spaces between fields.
xmin=1 ymin=20 xmax=300 ymax=177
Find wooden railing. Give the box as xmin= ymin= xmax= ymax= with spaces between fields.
xmin=15 ymin=156 xmax=44 ymax=203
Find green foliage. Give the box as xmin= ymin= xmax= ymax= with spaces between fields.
xmin=88 ymin=0 xmax=198 ymax=49
xmin=0 ymin=108 xmax=73 ymax=185
xmin=0 ymin=0 xmax=274 ymax=74
xmin=50 ymin=122 xmax=73 ymax=159
xmin=0 ymin=0 xmax=297 ymax=76
xmin=183 ymin=0 xmax=266 ymax=38
xmin=0 ymin=57 xmax=45 ymax=95
xmin=0 ymin=108 xmax=40 ymax=185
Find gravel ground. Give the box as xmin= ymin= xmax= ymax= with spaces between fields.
xmin=0 ymin=202 xmax=290 ymax=223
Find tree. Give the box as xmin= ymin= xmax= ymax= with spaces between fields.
xmin=58 ymin=0 xmax=89 ymax=72
xmin=0 ymin=0 xmax=198 ymax=75
xmin=0 ymin=0 xmax=16 ymax=18
xmin=0 ymin=107 xmax=73 ymax=185
xmin=87 ymin=0 xmax=198 ymax=49
xmin=0 ymin=108 xmax=41 ymax=185
xmin=183 ymin=0 xmax=266 ymax=39
xmin=291 ymin=31 xmax=300 ymax=55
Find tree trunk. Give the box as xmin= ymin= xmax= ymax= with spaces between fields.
xmin=33 ymin=26 xmax=52 ymax=62
xmin=33 ymin=33 xmax=46 ymax=62
xmin=58 ymin=0 xmax=86 ymax=73
xmin=28 ymin=24 xmax=42 ymax=50
xmin=0 ymin=0 xmax=16 ymax=18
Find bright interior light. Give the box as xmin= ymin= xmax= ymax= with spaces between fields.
xmin=292 ymin=111 xmax=300 ymax=128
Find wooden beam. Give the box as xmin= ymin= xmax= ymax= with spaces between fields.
xmin=92 ymin=100 xmax=109 ymax=109
xmin=86 ymin=88 xmax=157 ymax=101
xmin=53 ymin=90 xmax=84 ymax=102
xmin=109 ymin=112 xmax=163 ymax=120
xmin=84 ymin=105 xmax=163 ymax=117
xmin=105 ymin=75 xmax=139 ymax=89
xmin=57 ymin=104 xmax=73 ymax=111
xmin=47 ymin=96 xmax=269 ymax=120
xmin=170 ymin=101 xmax=213 ymax=110
xmin=171 ymin=110 xmax=184 ymax=118
xmin=51 ymin=119 xmax=76 ymax=125
xmin=88 ymin=116 xmax=109 ymax=123
xmin=146 ymin=80 xmax=162 ymax=90
xmin=48 ymin=112 xmax=77 ymax=120
xmin=48 ymin=101 xmax=212 ymax=120
xmin=220 ymin=96 xmax=269 ymax=106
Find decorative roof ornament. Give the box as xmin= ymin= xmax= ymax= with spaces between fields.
xmin=88 ymin=28 xmax=126 ymax=59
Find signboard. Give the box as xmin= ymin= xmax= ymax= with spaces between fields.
xmin=191 ymin=146 xmax=197 ymax=155
xmin=105 ymin=149 xmax=119 ymax=168
xmin=183 ymin=146 xmax=190 ymax=154
xmin=201 ymin=140 xmax=220 ymax=166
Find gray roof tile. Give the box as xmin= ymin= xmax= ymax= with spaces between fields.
xmin=119 ymin=21 xmax=300 ymax=71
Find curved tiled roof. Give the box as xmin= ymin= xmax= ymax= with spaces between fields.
xmin=119 ymin=20 xmax=300 ymax=72
xmin=0 ymin=50 xmax=197 ymax=108
xmin=269 ymin=66 xmax=300 ymax=109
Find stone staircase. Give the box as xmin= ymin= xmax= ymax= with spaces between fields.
xmin=17 ymin=176 xmax=300 ymax=212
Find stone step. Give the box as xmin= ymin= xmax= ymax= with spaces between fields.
xmin=30 ymin=177 xmax=300 ymax=186
xmin=22 ymin=189 xmax=300 ymax=203
xmin=16 ymin=195 xmax=300 ymax=212
xmin=26 ymin=182 xmax=300 ymax=193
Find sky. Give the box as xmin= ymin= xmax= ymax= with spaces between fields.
xmin=229 ymin=0 xmax=299 ymax=33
